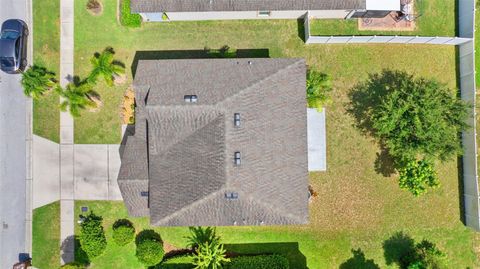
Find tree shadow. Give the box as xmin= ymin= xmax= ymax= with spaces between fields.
xmin=382 ymin=232 xmax=415 ymax=269
xmin=339 ymin=248 xmax=380 ymax=269
xmin=113 ymin=218 xmax=134 ymax=229
xmin=59 ymin=235 xmax=90 ymax=266
xmin=136 ymin=229 xmax=162 ymax=245
xmin=224 ymin=242 xmax=307 ymax=269
xmin=131 ymin=48 xmax=269 ymax=78
xmin=374 ymin=144 xmax=397 ymax=177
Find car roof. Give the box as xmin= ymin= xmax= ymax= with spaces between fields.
xmin=1 ymin=19 xmax=24 ymax=32
xmin=0 ymin=39 xmax=16 ymax=57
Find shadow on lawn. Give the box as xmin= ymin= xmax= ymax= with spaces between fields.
xmin=339 ymin=248 xmax=380 ymax=269
xmin=224 ymin=242 xmax=307 ymax=269
xmin=382 ymin=231 xmax=415 ymax=269
xmin=130 ymin=48 xmax=270 ymax=78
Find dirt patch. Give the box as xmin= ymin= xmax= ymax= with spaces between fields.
xmin=87 ymin=0 xmax=103 ymax=16
xmin=121 ymin=87 xmax=135 ymax=124
xmin=114 ymin=73 xmax=127 ymax=86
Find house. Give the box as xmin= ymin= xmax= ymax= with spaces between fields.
xmin=132 ymin=0 xmax=400 ymax=22
xmin=118 ymin=58 xmax=309 ymax=226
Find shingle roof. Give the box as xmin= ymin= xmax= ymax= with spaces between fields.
xmin=131 ymin=0 xmax=366 ymax=13
xmin=119 ymin=58 xmax=309 ymax=226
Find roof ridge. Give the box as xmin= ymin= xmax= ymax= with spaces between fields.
xmin=215 ymin=59 xmax=305 ymax=107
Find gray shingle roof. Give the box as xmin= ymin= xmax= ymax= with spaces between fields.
xmin=118 ymin=58 xmax=309 ymax=226
xmin=131 ymin=0 xmax=366 ymax=13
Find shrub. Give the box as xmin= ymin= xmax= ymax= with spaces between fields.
xmin=224 ymin=255 xmax=289 ymax=269
xmin=186 ymin=227 xmax=220 ymax=249
xmin=409 ymin=240 xmax=448 ymax=269
xmin=60 ymin=262 xmax=86 ymax=269
xmin=120 ymin=0 xmax=142 ymax=27
xmin=136 ymin=229 xmax=164 ymax=266
xmin=398 ymin=159 xmax=439 ymax=196
xmin=192 ymin=241 xmax=230 ymax=269
xmin=79 ymin=212 xmax=107 ymax=259
xmin=306 ymin=70 xmax=332 ymax=112
xmin=112 ymin=219 xmax=135 ymax=246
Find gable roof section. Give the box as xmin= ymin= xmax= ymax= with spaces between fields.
xmin=120 ymin=58 xmax=308 ymax=226
xmin=131 ymin=0 xmax=366 ymax=13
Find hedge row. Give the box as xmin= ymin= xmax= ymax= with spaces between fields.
xmin=224 ymin=254 xmax=289 ymax=269
xmin=120 ymin=0 xmax=142 ymax=27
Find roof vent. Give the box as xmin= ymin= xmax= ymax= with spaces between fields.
xmin=234 ymin=152 xmax=241 ymax=165
xmin=140 ymin=191 xmax=149 ymax=197
xmin=248 ymin=61 xmax=252 ymax=65
xmin=225 ymin=192 xmax=239 ymax=200
xmin=184 ymin=95 xmax=198 ymax=103
xmin=234 ymin=113 xmax=241 ymax=127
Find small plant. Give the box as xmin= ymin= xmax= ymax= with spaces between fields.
xmin=135 ymin=230 xmax=164 ymax=267
xmin=186 ymin=227 xmax=220 ymax=249
xmin=78 ymin=212 xmax=107 ymax=259
xmin=192 ymin=241 xmax=230 ymax=269
xmin=112 ymin=219 xmax=135 ymax=246
xmin=408 ymin=240 xmax=448 ymax=269
xmin=87 ymin=47 xmax=125 ymax=86
xmin=120 ymin=0 xmax=142 ymax=27
xmin=306 ymin=70 xmax=332 ymax=112
xmin=21 ymin=65 xmax=57 ymax=99
xmin=398 ymin=158 xmax=440 ymax=196
xmin=162 ymin=12 xmax=169 ymax=21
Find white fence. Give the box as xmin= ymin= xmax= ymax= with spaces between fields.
xmin=304 ymin=0 xmax=480 ymax=231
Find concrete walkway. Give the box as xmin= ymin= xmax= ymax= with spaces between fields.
xmin=59 ymin=0 xmax=75 ymax=264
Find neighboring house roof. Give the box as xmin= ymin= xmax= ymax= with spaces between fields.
xmin=118 ymin=58 xmax=309 ymax=226
xmin=131 ymin=0 xmax=366 ymax=13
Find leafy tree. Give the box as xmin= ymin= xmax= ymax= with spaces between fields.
xmin=186 ymin=227 xmax=220 ymax=249
xmin=306 ymin=70 xmax=332 ymax=112
xmin=353 ymin=70 xmax=469 ymax=164
xmin=21 ymin=65 xmax=56 ymax=99
xmin=398 ymin=159 xmax=439 ymax=196
xmin=192 ymin=241 xmax=230 ymax=269
xmin=407 ymin=240 xmax=448 ymax=269
xmin=112 ymin=219 xmax=135 ymax=246
xmin=79 ymin=212 xmax=107 ymax=259
xmin=57 ymin=82 xmax=97 ymax=117
xmin=87 ymin=47 xmax=125 ymax=86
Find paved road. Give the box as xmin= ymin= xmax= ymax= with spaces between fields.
xmin=0 ymin=0 xmax=30 ymax=268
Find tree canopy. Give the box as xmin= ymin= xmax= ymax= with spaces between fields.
xmin=21 ymin=65 xmax=56 ymax=99
xmin=87 ymin=47 xmax=125 ymax=86
xmin=306 ymin=70 xmax=332 ymax=112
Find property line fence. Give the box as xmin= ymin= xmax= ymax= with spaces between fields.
xmin=304 ymin=0 xmax=480 ymax=231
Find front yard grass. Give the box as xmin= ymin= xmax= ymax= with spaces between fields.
xmin=32 ymin=202 xmax=60 ymax=269
xmin=310 ymin=0 xmax=456 ymax=37
xmin=32 ymin=0 xmax=60 ymax=143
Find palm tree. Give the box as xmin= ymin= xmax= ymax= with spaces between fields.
xmin=186 ymin=227 xmax=220 ymax=250
xmin=192 ymin=241 xmax=230 ymax=269
xmin=57 ymin=82 xmax=98 ymax=117
xmin=21 ymin=65 xmax=57 ymax=99
xmin=87 ymin=47 xmax=125 ymax=86
xmin=306 ymin=70 xmax=332 ymax=112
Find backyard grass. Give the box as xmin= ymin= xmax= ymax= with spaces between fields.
xmin=32 ymin=202 xmax=60 ymax=269
xmin=55 ymin=1 xmax=480 ymax=268
xmin=309 ymin=0 xmax=456 ymax=37
xmin=32 ymin=0 xmax=60 ymax=143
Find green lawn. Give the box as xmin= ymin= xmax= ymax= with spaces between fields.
xmin=32 ymin=202 xmax=60 ymax=269
xmin=32 ymin=0 xmax=60 ymax=143
xmin=310 ymin=0 xmax=456 ymax=37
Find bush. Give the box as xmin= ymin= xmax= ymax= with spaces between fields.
xmin=120 ymin=0 xmax=142 ymax=27
xmin=112 ymin=219 xmax=135 ymax=246
xmin=60 ymin=263 xmax=86 ymax=269
xmin=79 ymin=212 xmax=107 ymax=259
xmin=224 ymin=255 xmax=289 ymax=269
xmin=136 ymin=230 xmax=164 ymax=266
xmin=398 ymin=159 xmax=439 ymax=196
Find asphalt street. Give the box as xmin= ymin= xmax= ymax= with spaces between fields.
xmin=0 ymin=0 xmax=30 ymax=267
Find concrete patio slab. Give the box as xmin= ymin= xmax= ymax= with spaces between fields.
xmin=33 ymin=135 xmax=60 ymax=209
xmin=75 ymin=177 xmax=109 ymax=200
xmin=307 ymin=108 xmax=327 ymax=171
